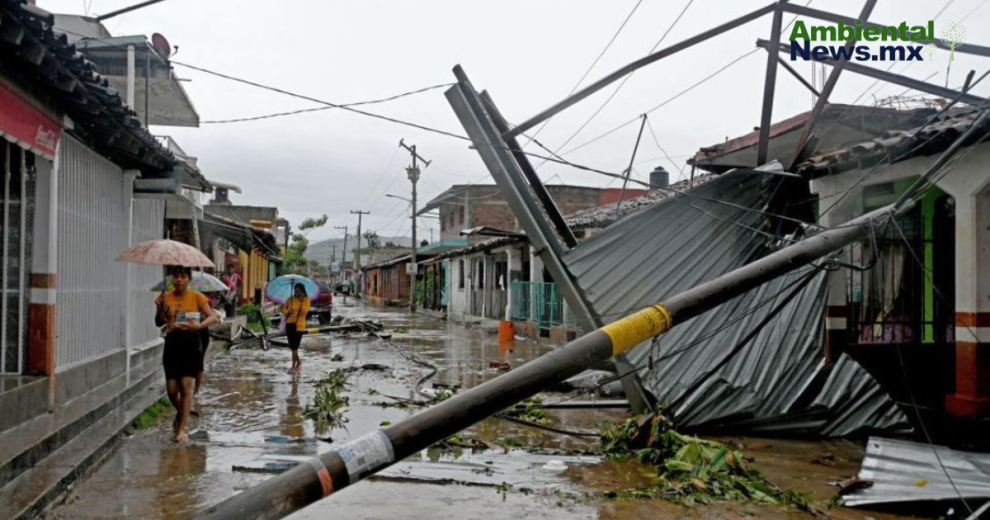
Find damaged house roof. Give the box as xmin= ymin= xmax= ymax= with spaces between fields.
xmin=563 ymin=170 xmax=909 ymax=436
xmin=690 ymin=104 xmax=932 ymax=174
xmin=796 ymin=106 xmax=990 ymax=178
xmin=564 ymin=175 xmax=715 ymax=230
xmin=0 ymin=1 xmax=176 ymax=173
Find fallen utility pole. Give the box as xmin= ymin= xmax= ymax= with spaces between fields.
xmin=194 ymin=201 xmax=913 ymax=520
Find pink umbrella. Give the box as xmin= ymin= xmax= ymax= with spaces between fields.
xmin=116 ymin=239 xmax=214 ymax=268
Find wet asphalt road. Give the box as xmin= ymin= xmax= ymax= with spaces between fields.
xmin=42 ymin=300 xmax=929 ymax=520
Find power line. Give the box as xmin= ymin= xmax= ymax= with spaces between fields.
xmin=560 ymin=49 xmax=760 ymax=157
xmin=171 ymin=61 xmax=473 ymax=142
xmin=645 ymin=114 xmax=687 ymax=179
xmin=359 ymin=147 xmax=403 ymax=209
xmin=536 ymin=0 xmax=697 ymax=172
xmin=198 ymin=83 xmax=454 ymax=124
xmin=522 ymin=0 xmax=645 ymax=149
xmin=818 ymin=75 xmax=990 ymax=218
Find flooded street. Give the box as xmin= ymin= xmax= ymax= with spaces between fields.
xmin=44 ymin=301 xmax=925 ymax=520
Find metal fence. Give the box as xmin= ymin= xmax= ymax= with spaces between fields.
xmin=510 ymin=281 xmax=567 ymax=332
xmin=1 ymin=141 xmax=35 ymax=375
xmin=56 ymin=136 xmax=129 ymax=370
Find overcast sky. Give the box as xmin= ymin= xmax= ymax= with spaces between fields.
xmin=48 ymin=0 xmax=990 ymax=242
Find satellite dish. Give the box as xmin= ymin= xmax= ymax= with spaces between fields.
xmin=151 ymin=33 xmax=172 ymax=57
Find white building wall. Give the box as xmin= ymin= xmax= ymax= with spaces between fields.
xmin=55 ymin=136 xmax=130 ymax=370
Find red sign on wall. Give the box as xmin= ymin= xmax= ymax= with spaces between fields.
xmin=0 ymin=82 xmax=62 ymax=159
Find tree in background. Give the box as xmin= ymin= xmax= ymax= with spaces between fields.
xmin=363 ymin=231 xmax=381 ymax=249
xmin=280 ymin=214 xmax=328 ymax=275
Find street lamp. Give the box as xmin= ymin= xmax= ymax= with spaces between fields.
xmin=386 ymin=194 xmax=411 ymax=203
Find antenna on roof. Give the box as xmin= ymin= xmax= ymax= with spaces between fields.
xmin=95 ymin=0 xmax=167 ymax=22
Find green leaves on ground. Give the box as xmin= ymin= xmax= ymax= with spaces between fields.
xmin=303 ymin=370 xmax=350 ymax=434
xmin=600 ymin=411 xmax=786 ymax=506
xmin=501 ymin=396 xmax=552 ymax=425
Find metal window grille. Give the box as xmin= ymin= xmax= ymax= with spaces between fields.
xmin=55 ymin=137 xmax=128 ymax=369
xmin=510 ymin=281 xmax=567 ymax=332
xmin=1 ymin=141 xmax=35 ymax=375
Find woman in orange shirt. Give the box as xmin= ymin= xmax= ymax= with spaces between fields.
xmin=281 ymin=283 xmax=310 ymax=375
xmin=154 ymin=266 xmax=218 ymax=442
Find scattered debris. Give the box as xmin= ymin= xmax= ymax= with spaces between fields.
xmin=302 ymin=370 xmax=350 ymax=433
xmin=832 ymin=476 xmax=873 ymax=495
xmin=488 ymin=360 xmax=511 ymax=370
xmin=811 ymin=454 xmax=837 ymax=467
xmin=842 ymin=437 xmax=990 ymax=507
xmin=331 ymin=353 xmax=344 ymax=362
xmin=502 ymin=396 xmax=552 ymax=425
xmin=599 ymin=409 xmax=815 ymax=508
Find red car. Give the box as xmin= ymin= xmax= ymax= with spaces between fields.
xmin=310 ymin=280 xmax=333 ymax=324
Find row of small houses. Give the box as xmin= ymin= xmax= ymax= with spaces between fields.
xmin=0 ymin=3 xmax=284 ymax=440
xmin=363 ymin=101 xmax=990 ymax=432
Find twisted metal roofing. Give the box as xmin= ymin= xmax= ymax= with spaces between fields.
xmin=563 ymin=170 xmax=909 ymax=435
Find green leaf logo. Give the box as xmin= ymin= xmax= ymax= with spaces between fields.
xmin=940 ymin=22 xmax=967 ymax=61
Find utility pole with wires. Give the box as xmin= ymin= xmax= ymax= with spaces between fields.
xmin=334 ymin=225 xmax=348 ymax=282
xmin=399 ymin=139 xmax=431 ymax=313
xmin=350 ymin=211 xmax=370 ymax=295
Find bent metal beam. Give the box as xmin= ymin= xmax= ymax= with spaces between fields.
xmin=193 ymin=199 xmax=916 ymax=520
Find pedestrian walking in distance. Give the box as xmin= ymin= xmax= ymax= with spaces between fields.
xmin=155 ymin=266 xmax=218 ymax=442
xmin=221 ymin=264 xmax=241 ymax=317
xmin=282 ymin=283 xmax=310 ymax=375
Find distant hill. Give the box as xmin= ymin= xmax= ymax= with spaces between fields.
xmin=305 ymin=236 xmax=411 ymax=263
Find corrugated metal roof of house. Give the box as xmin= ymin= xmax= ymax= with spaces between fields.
xmin=562 ymin=170 xmax=909 ymax=436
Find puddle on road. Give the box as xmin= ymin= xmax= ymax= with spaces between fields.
xmin=42 ymin=302 xmax=929 ymax=520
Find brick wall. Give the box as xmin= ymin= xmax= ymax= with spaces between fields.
xmin=435 ymin=185 xmax=605 ymax=240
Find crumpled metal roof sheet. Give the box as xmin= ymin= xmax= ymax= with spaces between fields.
xmin=563 ymin=170 xmax=909 ymax=435
xmin=843 ymin=437 xmax=990 ymax=507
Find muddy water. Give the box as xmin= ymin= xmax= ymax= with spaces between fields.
xmin=43 ymin=301 xmax=929 ymax=520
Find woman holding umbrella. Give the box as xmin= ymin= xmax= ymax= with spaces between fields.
xmin=282 ymin=283 xmax=311 ymax=375
xmin=154 ymin=266 xmax=218 ymax=442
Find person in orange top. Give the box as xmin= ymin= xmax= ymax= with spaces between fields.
xmin=281 ymin=283 xmax=310 ymax=375
xmin=154 ymin=266 xmax=218 ymax=443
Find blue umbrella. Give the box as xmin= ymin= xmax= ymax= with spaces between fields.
xmin=266 ymin=274 xmax=320 ymax=304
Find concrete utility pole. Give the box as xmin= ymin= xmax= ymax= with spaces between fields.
xmin=350 ymin=210 xmax=370 ymax=295
xmin=334 ymin=226 xmax=348 ymax=281
xmin=399 ymin=139 xmax=431 ymax=313
xmin=194 ymin=200 xmax=917 ymax=520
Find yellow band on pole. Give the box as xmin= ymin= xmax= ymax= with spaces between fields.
xmin=601 ymin=304 xmax=672 ymax=356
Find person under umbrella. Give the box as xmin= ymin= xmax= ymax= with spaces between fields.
xmin=155 ymin=266 xmax=218 ymax=442
xmin=281 ymin=283 xmax=311 ymax=375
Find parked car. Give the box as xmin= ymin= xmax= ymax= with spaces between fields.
xmin=333 ymin=281 xmax=351 ymax=296
xmin=310 ymin=280 xmax=333 ymax=325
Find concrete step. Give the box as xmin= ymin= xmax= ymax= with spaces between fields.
xmin=0 ymin=363 xmax=159 ymax=492
xmin=0 ymin=372 xmax=164 ymax=520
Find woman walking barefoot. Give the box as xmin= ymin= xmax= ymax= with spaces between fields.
xmin=155 ymin=266 xmax=218 ymax=442
xmin=281 ymin=283 xmax=310 ymax=375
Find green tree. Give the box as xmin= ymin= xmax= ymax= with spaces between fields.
xmin=363 ymin=231 xmax=381 ymax=249
xmin=279 ymin=214 xmax=327 ymax=275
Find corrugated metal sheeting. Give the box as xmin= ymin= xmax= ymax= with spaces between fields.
xmin=563 ymin=170 xmax=910 ymax=435
xmin=56 ymin=136 xmax=130 ymax=369
xmin=844 ymin=437 xmax=990 ymax=507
